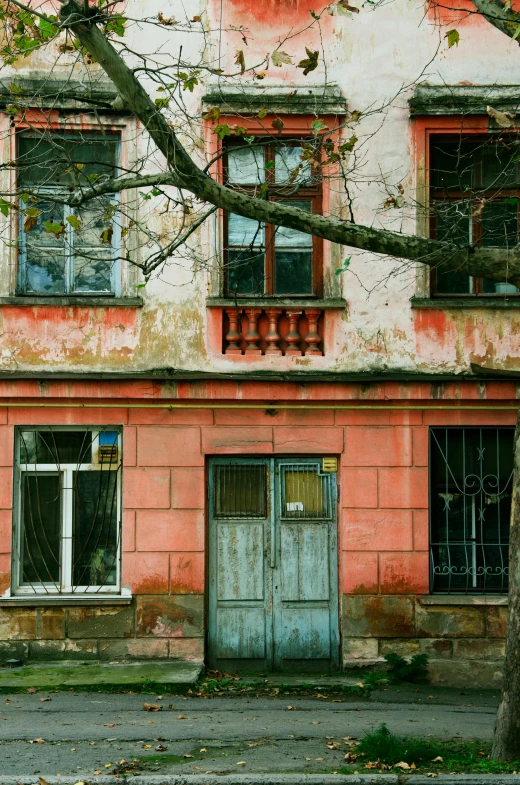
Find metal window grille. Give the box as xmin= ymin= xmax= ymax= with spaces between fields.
xmin=13 ymin=426 xmax=122 ymax=595
xmin=429 ymin=426 xmax=513 ymax=595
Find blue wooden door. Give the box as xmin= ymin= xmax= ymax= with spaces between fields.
xmin=208 ymin=458 xmax=339 ymax=672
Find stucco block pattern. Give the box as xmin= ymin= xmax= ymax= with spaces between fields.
xmin=344 ymin=427 xmax=413 ymax=466
xmin=343 ymin=510 xmax=413 ymax=551
xmin=138 ymin=427 xmax=203 ymax=467
xmin=123 ymin=468 xmax=171 ymax=509
xmin=136 ymin=510 xmax=204 ymax=552
xmin=341 ymin=468 xmax=378 ymax=508
xmin=341 ymin=552 xmax=378 ymax=594
xmin=170 ymin=552 xmax=204 ymax=594
xmin=171 ymin=468 xmax=205 ymax=508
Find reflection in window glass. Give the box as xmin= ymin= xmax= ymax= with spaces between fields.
xmin=73 ymin=471 xmax=118 ymax=586
xmin=227 ymin=146 xmax=265 ymax=185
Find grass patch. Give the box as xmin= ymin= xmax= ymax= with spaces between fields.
xmin=342 ymin=723 xmax=520 ymax=774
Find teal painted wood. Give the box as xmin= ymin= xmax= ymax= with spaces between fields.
xmin=208 ymin=457 xmax=339 ymax=671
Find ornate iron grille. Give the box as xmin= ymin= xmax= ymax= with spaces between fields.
xmin=430 ymin=427 xmax=514 ymax=595
xmin=13 ymin=427 xmax=122 ymax=594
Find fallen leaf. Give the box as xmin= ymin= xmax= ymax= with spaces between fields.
xmin=344 ymin=752 xmax=358 ymax=762
xmin=200 ymin=748 xmax=207 ymax=752
xmin=155 ymin=745 xmax=168 ymax=752
xmin=184 ymin=754 xmax=194 ymax=759
xmin=427 ymin=774 xmax=438 ymax=778
xmin=93 ymin=771 xmax=102 ymax=776
xmin=315 ymin=757 xmax=324 ymax=761
xmin=286 ymin=705 xmax=296 ymax=711
xmin=236 ymin=761 xmax=246 ymax=765
xmin=141 ymin=744 xmax=152 ymax=749
xmin=432 ymin=756 xmax=444 ymax=763
xmin=104 ymin=764 xmax=112 ymax=768
xmin=177 ymin=714 xmax=186 ymax=719
xmin=315 ymin=693 xmax=328 ymax=699
xmin=143 ymin=703 xmax=162 ymax=712
xmin=40 ymin=697 xmax=51 ymax=702
xmin=30 ymin=739 xmax=44 ymax=744
xmin=27 ymin=688 xmax=38 ymax=694
xmin=394 ymin=761 xmax=411 ymax=770
xmin=39 ymin=778 xmax=50 ymax=785
xmin=104 ymin=724 xmax=115 ymax=728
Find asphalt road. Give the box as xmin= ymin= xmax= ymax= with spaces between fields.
xmin=0 ymin=687 xmax=500 ymax=777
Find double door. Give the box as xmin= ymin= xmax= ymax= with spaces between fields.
xmin=208 ymin=457 xmax=339 ymax=671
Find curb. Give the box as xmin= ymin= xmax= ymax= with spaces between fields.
xmin=0 ymin=776 xmax=398 ymax=784
xmin=405 ymin=778 xmax=520 ymax=783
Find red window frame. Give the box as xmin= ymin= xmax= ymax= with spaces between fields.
xmin=206 ymin=114 xmax=338 ymax=300
xmin=414 ymin=114 xmax=520 ymax=297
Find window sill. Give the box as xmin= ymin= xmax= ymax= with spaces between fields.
xmin=207 ymin=296 xmax=346 ymax=310
xmin=411 ymin=297 xmax=520 ymax=310
xmin=418 ymin=595 xmax=508 ymax=606
xmin=0 ymin=590 xmax=132 ymax=607
xmin=0 ymin=296 xmax=144 ymax=308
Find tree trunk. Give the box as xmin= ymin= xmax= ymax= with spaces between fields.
xmin=492 ymin=410 xmax=520 ymax=760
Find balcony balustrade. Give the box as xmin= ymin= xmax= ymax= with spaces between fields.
xmin=223 ymin=306 xmax=324 ymax=356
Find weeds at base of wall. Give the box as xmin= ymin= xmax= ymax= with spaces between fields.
xmin=341 ymin=724 xmax=520 ymax=774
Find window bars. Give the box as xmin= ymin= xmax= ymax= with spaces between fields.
xmin=430 ymin=427 xmax=514 ymax=594
xmin=13 ymin=427 xmax=122 ymax=595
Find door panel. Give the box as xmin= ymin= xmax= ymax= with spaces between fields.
xmin=217 ymin=523 xmax=265 ymax=600
xmin=209 ymin=457 xmax=338 ymax=671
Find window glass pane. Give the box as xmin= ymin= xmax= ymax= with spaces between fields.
xmin=73 ymin=470 xmax=119 ymax=587
xmin=74 ymin=252 xmax=113 ymax=293
xmin=282 ymin=466 xmax=329 ymax=519
xmin=435 ymin=270 xmax=472 ymax=295
xmin=481 ymin=142 xmax=518 ymax=188
xmin=227 ymin=146 xmax=265 ymax=185
xmin=227 ymin=249 xmax=265 ymax=295
xmin=482 ymin=279 xmax=519 ymax=294
xmin=25 ymin=253 xmax=67 ymax=294
xmin=227 ymin=214 xmax=264 ymax=246
xmin=273 ymin=201 xmax=313 ymax=247
xmin=430 ymin=427 xmax=513 ymax=594
xmin=214 ymin=464 xmax=267 ymax=518
xmin=430 ymin=141 xmax=476 ymax=191
xmin=20 ymin=431 xmax=92 ymax=465
xmin=275 ymin=146 xmax=311 ymax=184
xmin=22 ymin=198 xmax=66 ymax=248
xmin=20 ymin=473 xmax=61 ymax=584
xmin=275 ymin=251 xmax=313 ymax=295
xmin=18 ymin=135 xmax=119 ymax=187
xmin=74 ymin=197 xmax=117 ymax=247
xmin=479 ymin=200 xmax=518 ymax=247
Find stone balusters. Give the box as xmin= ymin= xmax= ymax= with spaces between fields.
xmin=224 ymin=308 xmax=242 ymax=355
xmin=304 ymin=309 xmax=322 ymax=355
xmin=244 ymin=308 xmax=262 ymax=355
xmin=285 ymin=310 xmax=302 ymax=356
xmin=223 ymin=306 xmax=323 ymax=356
xmin=265 ymin=308 xmax=282 ymax=355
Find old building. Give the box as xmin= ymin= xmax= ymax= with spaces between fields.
xmin=0 ymin=0 xmax=518 ymax=686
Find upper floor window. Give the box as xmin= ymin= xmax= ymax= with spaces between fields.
xmin=17 ymin=133 xmax=121 ymax=296
xmin=13 ymin=427 xmax=122 ymax=595
xmin=430 ymin=426 xmax=513 ymax=595
xmin=224 ymin=141 xmax=322 ymax=297
xmin=430 ymin=135 xmax=520 ymax=296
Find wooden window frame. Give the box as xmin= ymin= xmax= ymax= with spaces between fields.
xmin=8 ymin=111 xmax=128 ymax=298
xmin=207 ymin=114 xmax=338 ymax=300
xmin=414 ymin=115 xmax=520 ymax=298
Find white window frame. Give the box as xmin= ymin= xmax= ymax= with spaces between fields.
xmin=12 ymin=427 xmax=122 ymax=596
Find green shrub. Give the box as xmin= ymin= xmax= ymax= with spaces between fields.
xmin=384 ymin=652 xmax=429 ymax=682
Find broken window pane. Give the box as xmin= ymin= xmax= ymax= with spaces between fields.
xmin=214 ymin=464 xmax=267 ymax=518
